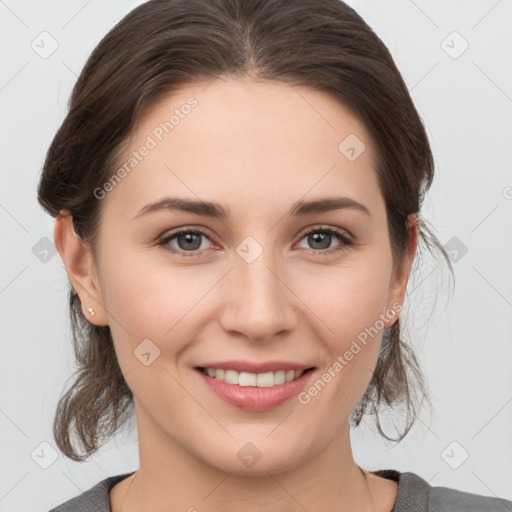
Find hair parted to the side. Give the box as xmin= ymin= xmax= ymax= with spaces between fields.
xmin=37 ymin=0 xmax=453 ymax=462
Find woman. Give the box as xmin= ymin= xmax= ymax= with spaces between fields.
xmin=38 ymin=0 xmax=511 ymax=510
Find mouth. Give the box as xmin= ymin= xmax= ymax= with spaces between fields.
xmin=194 ymin=366 xmax=317 ymax=411
xmin=195 ymin=366 xmax=316 ymax=387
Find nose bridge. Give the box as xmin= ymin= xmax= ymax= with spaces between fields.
xmin=219 ymin=241 xmax=296 ymax=341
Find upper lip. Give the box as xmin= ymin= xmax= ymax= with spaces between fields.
xmin=195 ymin=360 xmax=315 ymax=374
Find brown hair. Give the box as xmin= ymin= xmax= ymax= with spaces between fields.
xmin=37 ymin=0 xmax=452 ymax=461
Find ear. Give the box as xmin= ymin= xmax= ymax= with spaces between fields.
xmin=385 ymin=213 xmax=418 ymax=326
xmin=53 ymin=211 xmax=109 ymax=326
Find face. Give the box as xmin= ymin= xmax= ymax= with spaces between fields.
xmin=57 ymin=77 xmax=416 ymax=476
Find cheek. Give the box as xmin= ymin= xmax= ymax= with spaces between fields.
xmin=100 ymin=246 xmax=205 ymax=335
xmin=300 ymin=257 xmax=391 ymax=345
xmin=98 ymin=248 xmax=221 ymax=380
xmin=100 ymin=262 xmax=205 ymax=412
xmin=295 ymin=257 xmax=391 ymax=402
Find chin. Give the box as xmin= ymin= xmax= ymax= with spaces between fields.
xmin=197 ymin=439 xmax=308 ymax=477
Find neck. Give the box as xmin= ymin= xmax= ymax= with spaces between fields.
xmin=121 ymin=407 xmax=379 ymax=512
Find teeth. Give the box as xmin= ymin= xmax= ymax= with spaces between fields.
xmin=202 ymin=368 xmax=307 ymax=387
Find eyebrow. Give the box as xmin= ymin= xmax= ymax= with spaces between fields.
xmin=132 ymin=196 xmax=371 ymax=220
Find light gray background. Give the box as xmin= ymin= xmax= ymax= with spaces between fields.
xmin=1 ymin=1 xmax=511 ymax=510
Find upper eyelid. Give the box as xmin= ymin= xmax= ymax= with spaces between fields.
xmin=301 ymin=225 xmax=351 ymax=238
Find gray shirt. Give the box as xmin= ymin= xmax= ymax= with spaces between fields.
xmin=48 ymin=469 xmax=512 ymax=511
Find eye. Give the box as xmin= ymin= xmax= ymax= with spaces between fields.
xmin=296 ymin=226 xmax=353 ymax=254
xmin=158 ymin=225 xmax=353 ymax=258
xmin=158 ymin=228 xmax=215 ymax=257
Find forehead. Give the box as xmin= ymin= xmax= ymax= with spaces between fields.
xmin=101 ymin=77 xmax=382 ymax=222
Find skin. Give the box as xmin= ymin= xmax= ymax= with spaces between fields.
xmin=54 ymin=77 xmax=417 ymax=512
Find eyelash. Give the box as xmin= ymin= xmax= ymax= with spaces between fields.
xmin=157 ymin=226 xmax=353 ymax=258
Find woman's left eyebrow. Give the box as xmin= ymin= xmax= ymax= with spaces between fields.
xmin=132 ymin=195 xmax=371 ymax=221
xmin=290 ymin=197 xmax=371 ymax=217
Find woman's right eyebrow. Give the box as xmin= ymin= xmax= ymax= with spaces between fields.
xmin=132 ymin=195 xmax=371 ymax=221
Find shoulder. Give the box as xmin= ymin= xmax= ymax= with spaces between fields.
xmin=47 ymin=472 xmax=135 ymax=512
xmin=426 ymin=477 xmax=512 ymax=512
xmin=372 ymin=469 xmax=512 ymax=512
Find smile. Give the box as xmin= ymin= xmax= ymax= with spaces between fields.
xmin=199 ymin=367 xmax=311 ymax=387
xmin=194 ymin=367 xmax=316 ymax=411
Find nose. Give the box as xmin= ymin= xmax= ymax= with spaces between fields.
xmin=218 ymin=252 xmax=298 ymax=343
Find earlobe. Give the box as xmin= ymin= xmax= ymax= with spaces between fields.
xmin=53 ymin=211 xmax=109 ymax=326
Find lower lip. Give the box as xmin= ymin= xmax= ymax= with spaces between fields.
xmin=195 ymin=368 xmax=316 ymax=411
